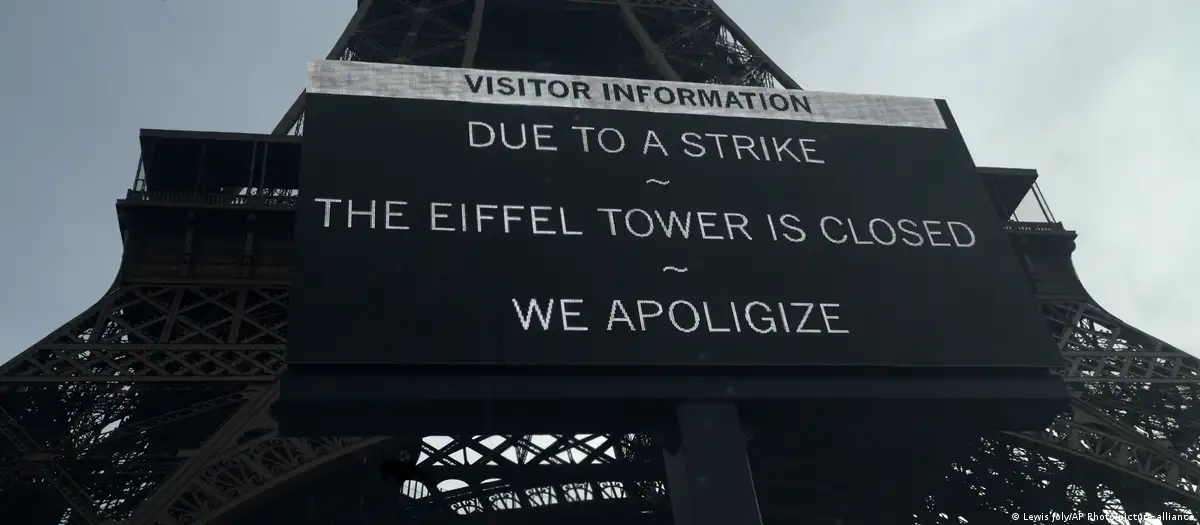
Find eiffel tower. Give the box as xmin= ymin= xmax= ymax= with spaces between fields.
xmin=2 ymin=0 xmax=1198 ymax=523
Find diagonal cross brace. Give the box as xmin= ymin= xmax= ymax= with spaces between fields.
xmin=122 ymin=385 xmax=275 ymax=525
xmin=0 ymin=405 xmax=103 ymax=525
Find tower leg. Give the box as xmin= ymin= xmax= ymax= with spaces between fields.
xmin=663 ymin=401 xmax=763 ymax=525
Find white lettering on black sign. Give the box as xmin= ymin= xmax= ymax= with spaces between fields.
xmin=310 ymin=196 xmax=983 ymax=335
xmin=508 ymin=299 xmax=850 ymax=335
xmin=302 ymin=63 xmax=984 ymax=342
xmin=311 ymin=198 xmax=977 ymax=249
xmin=466 ymin=121 xmax=825 ymax=163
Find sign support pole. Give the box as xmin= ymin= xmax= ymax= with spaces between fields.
xmin=663 ymin=401 xmax=763 ymax=525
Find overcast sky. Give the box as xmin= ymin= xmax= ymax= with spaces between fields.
xmin=0 ymin=0 xmax=1197 ymax=362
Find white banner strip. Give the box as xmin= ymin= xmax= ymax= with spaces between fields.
xmin=307 ymin=60 xmax=947 ymax=130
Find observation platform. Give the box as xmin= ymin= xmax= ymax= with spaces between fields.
xmin=124 ymin=129 xmax=1071 ymax=233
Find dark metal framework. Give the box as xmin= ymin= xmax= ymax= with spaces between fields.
xmin=272 ymin=0 xmax=800 ymax=137
xmin=3 ymin=1 xmax=1199 ymax=523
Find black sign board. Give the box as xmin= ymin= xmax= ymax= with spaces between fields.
xmin=288 ymin=61 xmax=1062 ymax=373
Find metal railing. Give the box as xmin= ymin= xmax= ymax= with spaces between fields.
xmin=125 ymin=191 xmax=1072 ymax=235
xmin=1003 ymin=221 xmax=1067 ymax=234
xmin=123 ymin=190 xmax=298 ymax=208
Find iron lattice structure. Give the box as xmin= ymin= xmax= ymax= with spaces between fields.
xmin=2 ymin=1 xmax=1199 ymax=523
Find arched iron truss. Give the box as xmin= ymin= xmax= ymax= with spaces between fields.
xmin=5 ymin=283 xmax=1200 ymax=524
xmin=2 ymin=1 xmax=1199 ymax=524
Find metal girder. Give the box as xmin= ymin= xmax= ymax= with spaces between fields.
xmin=124 ymin=385 xmax=275 ymax=525
xmin=137 ymin=399 xmax=1200 ymax=523
xmin=1046 ymin=300 xmax=1200 ymax=384
xmin=916 ymin=436 xmax=1200 ymax=522
xmin=146 ymin=432 xmax=382 ymax=523
xmin=1004 ymin=399 xmax=1200 ymax=506
xmin=0 ymin=284 xmax=287 ymax=382
xmin=167 ymin=433 xmax=661 ymax=524
xmin=617 ymin=0 xmax=683 ymax=81
xmin=270 ymin=0 xmax=378 ymax=136
xmin=0 ymin=406 xmax=102 ymax=525
xmin=270 ymin=0 xmax=798 ymax=136
xmin=461 ymin=0 xmax=485 ymax=68
xmin=3 ymin=272 xmax=1200 ymax=522
xmin=127 ymin=422 xmax=661 ymax=524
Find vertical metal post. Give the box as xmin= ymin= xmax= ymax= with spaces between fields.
xmin=193 ymin=143 xmax=207 ymax=194
xmin=617 ymin=0 xmax=682 ymax=82
xmin=125 ymin=386 xmax=277 ymax=525
xmin=133 ymin=155 xmax=146 ymax=192
xmin=1033 ymin=182 xmax=1058 ymax=223
xmin=140 ymin=139 xmax=157 ymax=193
xmin=710 ymin=4 xmax=802 ymax=90
xmin=663 ymin=401 xmax=762 ymax=525
xmin=258 ymin=142 xmax=271 ymax=193
xmin=462 ymin=0 xmax=486 ymax=68
xmin=246 ymin=140 xmax=259 ymax=193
